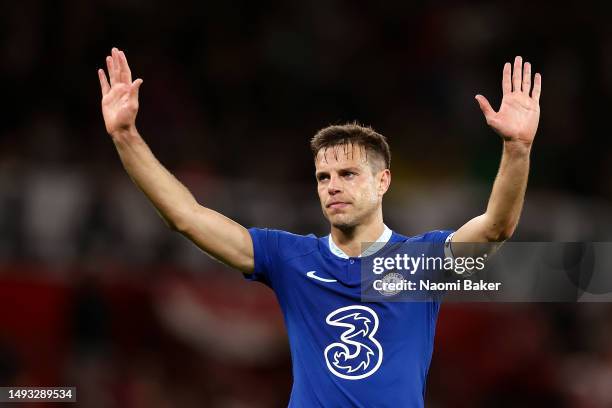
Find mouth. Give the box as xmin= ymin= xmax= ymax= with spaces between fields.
xmin=326 ymin=201 xmax=350 ymax=210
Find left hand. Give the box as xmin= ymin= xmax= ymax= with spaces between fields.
xmin=475 ymin=56 xmax=541 ymax=148
xmin=98 ymin=48 xmax=144 ymax=140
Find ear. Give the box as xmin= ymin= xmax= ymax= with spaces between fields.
xmin=378 ymin=169 xmax=391 ymax=196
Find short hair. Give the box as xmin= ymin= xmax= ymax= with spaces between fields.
xmin=310 ymin=122 xmax=391 ymax=170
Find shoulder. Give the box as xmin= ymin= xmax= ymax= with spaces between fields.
xmin=392 ymin=229 xmax=454 ymax=243
xmin=248 ymin=227 xmax=320 ymax=259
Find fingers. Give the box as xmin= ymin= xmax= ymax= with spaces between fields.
xmin=111 ymin=48 xmax=123 ymax=84
xmin=512 ymin=56 xmax=522 ymax=92
xmin=502 ymin=62 xmax=511 ymax=95
xmin=522 ymin=62 xmax=531 ymax=94
xmin=475 ymin=94 xmax=495 ymax=121
xmin=98 ymin=68 xmax=110 ymax=95
xmin=106 ymin=55 xmax=116 ymax=86
xmin=532 ymin=73 xmax=542 ymax=102
xmin=103 ymin=47 xmax=136 ymax=90
xmin=130 ymin=78 xmax=144 ymax=99
xmin=118 ymin=50 xmax=132 ymax=84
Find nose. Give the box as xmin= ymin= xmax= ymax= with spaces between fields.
xmin=327 ymin=174 xmax=342 ymax=195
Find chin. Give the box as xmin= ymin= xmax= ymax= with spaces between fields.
xmin=330 ymin=215 xmax=358 ymax=231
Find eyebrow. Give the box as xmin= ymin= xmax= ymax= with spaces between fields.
xmin=337 ymin=166 xmax=361 ymax=173
xmin=315 ymin=166 xmax=361 ymax=177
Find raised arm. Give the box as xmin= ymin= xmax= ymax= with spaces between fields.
xmin=452 ymin=56 xmax=541 ymax=253
xmin=98 ymin=48 xmax=254 ymax=273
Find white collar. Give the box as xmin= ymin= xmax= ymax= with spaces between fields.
xmin=328 ymin=224 xmax=392 ymax=259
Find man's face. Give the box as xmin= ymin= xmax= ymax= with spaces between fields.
xmin=315 ymin=145 xmax=390 ymax=230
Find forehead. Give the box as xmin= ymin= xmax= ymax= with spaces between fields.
xmin=315 ymin=144 xmax=370 ymax=171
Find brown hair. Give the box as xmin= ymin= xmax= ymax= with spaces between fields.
xmin=310 ymin=122 xmax=391 ymax=170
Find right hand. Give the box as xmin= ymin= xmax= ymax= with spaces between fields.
xmin=98 ymin=47 xmax=143 ymax=138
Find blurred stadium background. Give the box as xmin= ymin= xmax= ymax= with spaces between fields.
xmin=1 ymin=1 xmax=612 ymax=407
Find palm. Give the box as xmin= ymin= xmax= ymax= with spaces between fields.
xmin=98 ymin=48 xmax=143 ymax=136
xmin=475 ymin=56 xmax=542 ymax=147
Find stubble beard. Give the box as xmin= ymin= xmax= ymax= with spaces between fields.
xmin=331 ymin=217 xmax=358 ymax=233
xmin=327 ymin=205 xmax=372 ymax=234
xmin=323 ymin=194 xmax=380 ymax=234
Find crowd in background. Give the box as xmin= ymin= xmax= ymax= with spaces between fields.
xmin=1 ymin=0 xmax=612 ymax=406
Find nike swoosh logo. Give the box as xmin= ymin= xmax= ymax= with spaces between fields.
xmin=306 ymin=271 xmax=337 ymax=283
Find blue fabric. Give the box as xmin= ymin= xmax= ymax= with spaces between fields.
xmin=244 ymin=228 xmax=453 ymax=408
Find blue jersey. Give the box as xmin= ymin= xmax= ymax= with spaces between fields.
xmin=244 ymin=227 xmax=453 ymax=408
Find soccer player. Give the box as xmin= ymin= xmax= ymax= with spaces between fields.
xmin=98 ymin=48 xmax=541 ymax=407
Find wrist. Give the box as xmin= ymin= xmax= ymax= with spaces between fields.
xmin=503 ymin=140 xmax=532 ymax=157
xmin=111 ymin=126 xmax=141 ymax=145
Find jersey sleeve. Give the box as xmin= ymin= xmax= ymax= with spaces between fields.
xmin=419 ymin=230 xmax=456 ymax=300
xmin=243 ymin=227 xmax=278 ymax=287
xmin=421 ymin=229 xmax=455 ymax=257
xmin=243 ymin=227 xmax=315 ymax=290
xmin=421 ymin=229 xmax=454 ymax=242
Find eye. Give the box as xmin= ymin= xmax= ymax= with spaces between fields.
xmin=317 ymin=174 xmax=329 ymax=182
xmin=343 ymin=171 xmax=356 ymax=179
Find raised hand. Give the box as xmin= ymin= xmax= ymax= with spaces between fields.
xmin=98 ymin=48 xmax=143 ymax=138
xmin=475 ymin=56 xmax=541 ymax=148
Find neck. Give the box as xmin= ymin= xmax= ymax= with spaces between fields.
xmin=330 ymin=212 xmax=385 ymax=257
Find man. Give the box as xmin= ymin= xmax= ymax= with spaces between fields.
xmin=97 ymin=48 xmax=541 ymax=407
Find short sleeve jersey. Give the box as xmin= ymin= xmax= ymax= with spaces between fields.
xmin=245 ymin=227 xmax=454 ymax=408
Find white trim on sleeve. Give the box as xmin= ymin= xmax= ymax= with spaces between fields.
xmin=444 ymin=232 xmax=455 ymax=260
